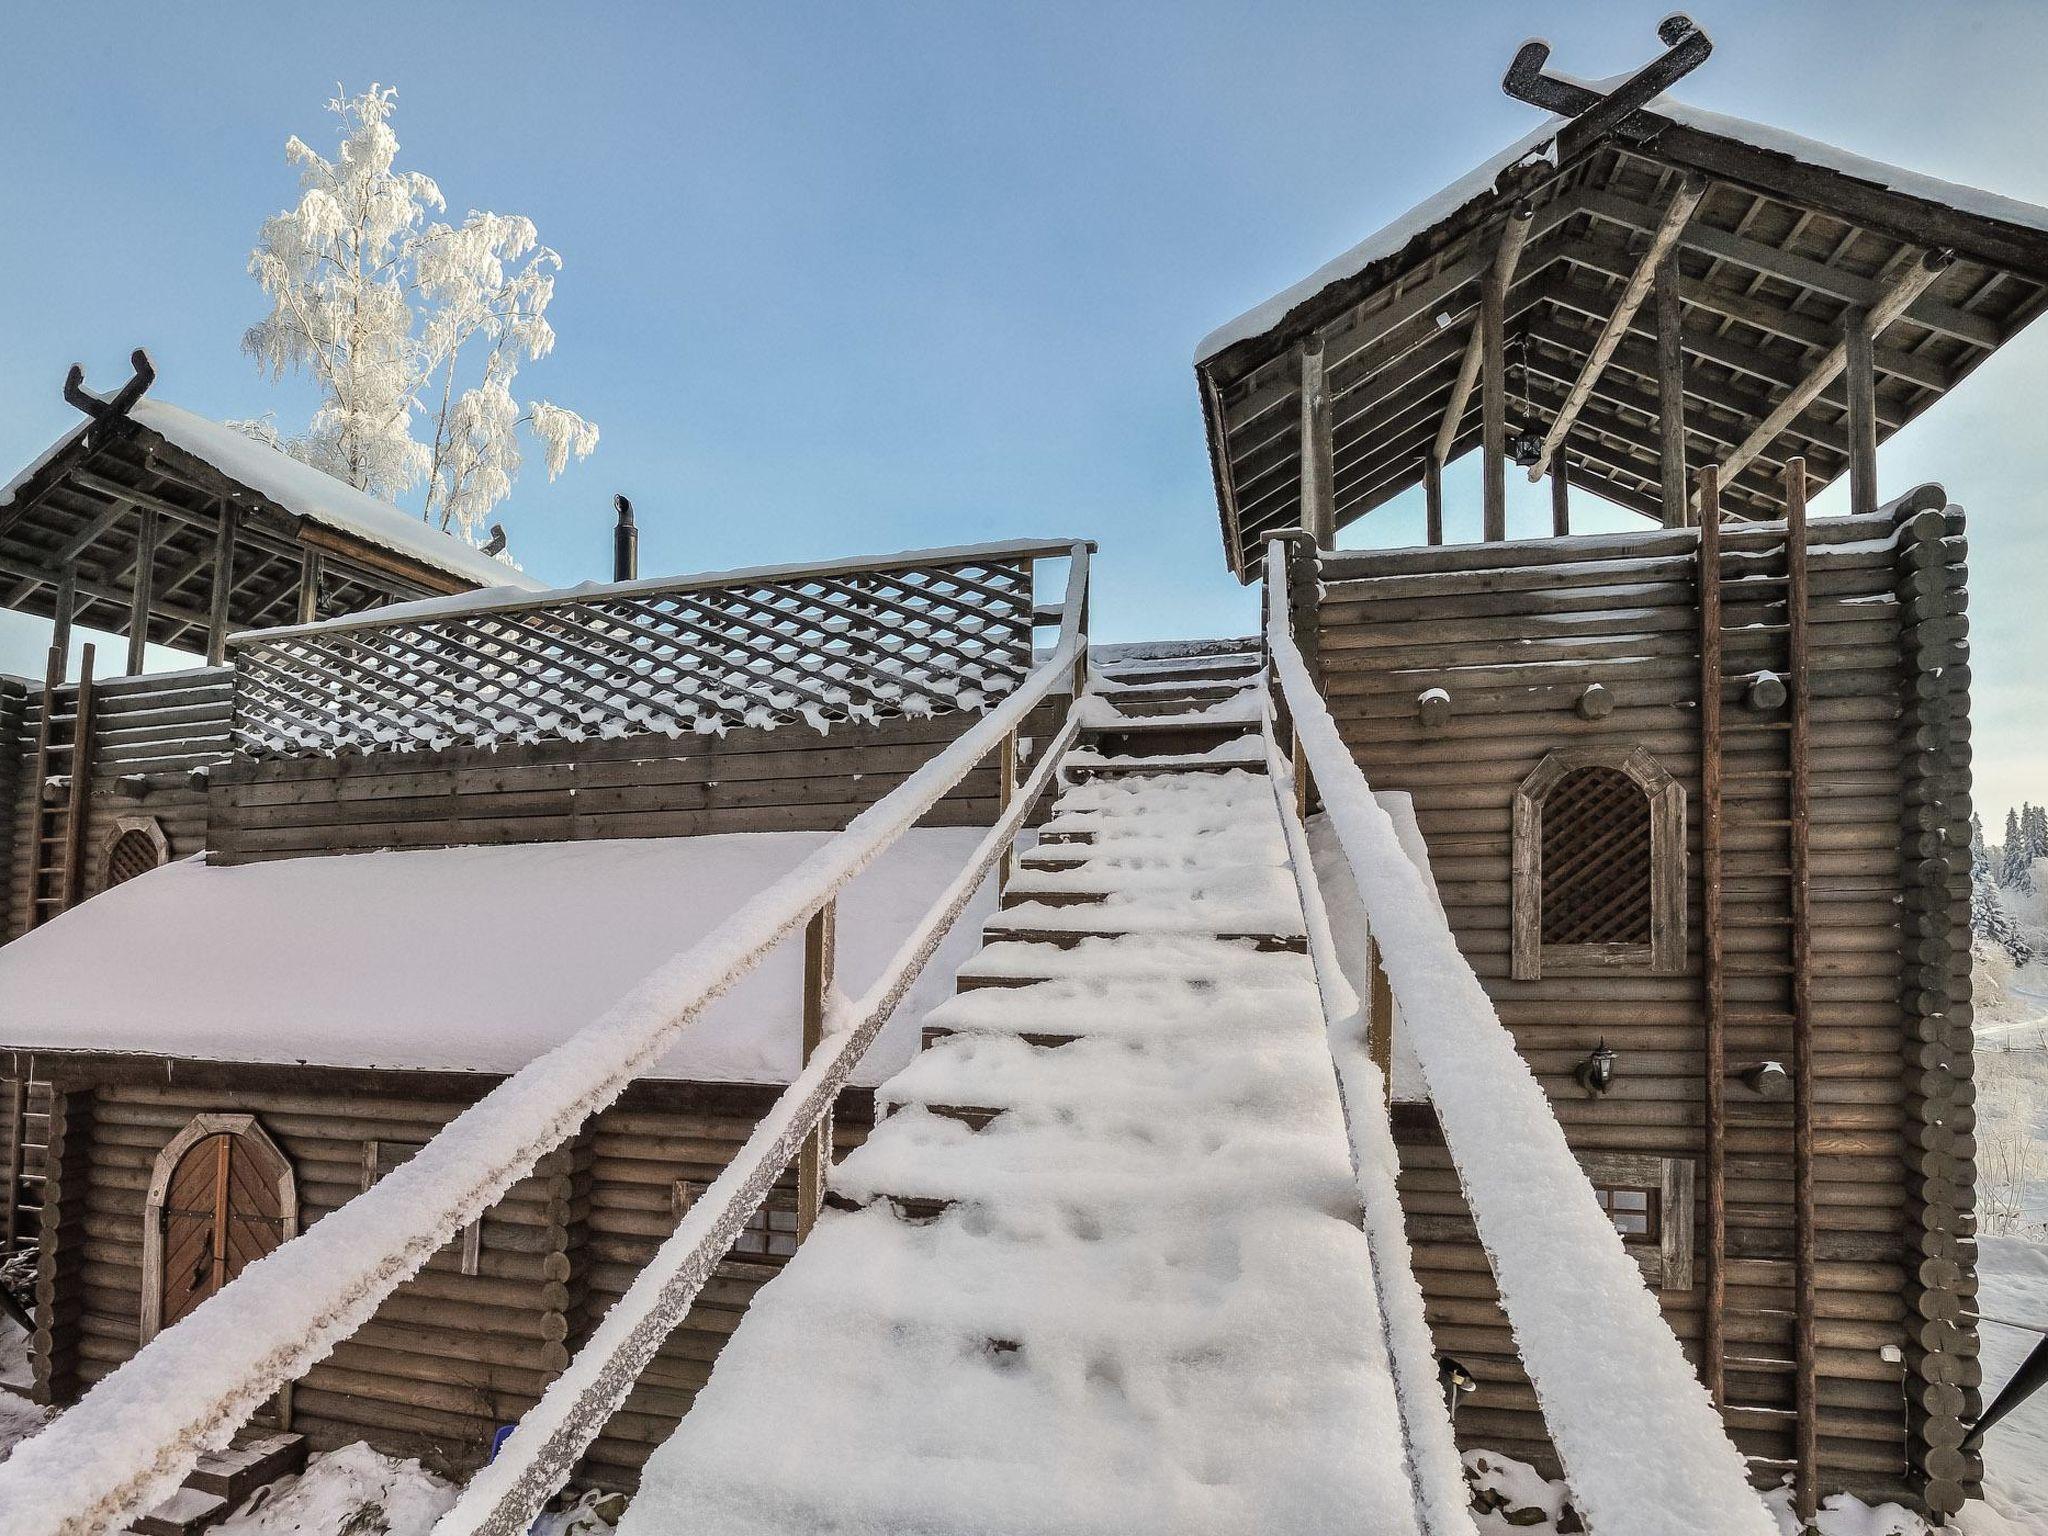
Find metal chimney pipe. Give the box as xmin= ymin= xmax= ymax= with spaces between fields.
xmin=613 ymin=494 xmax=638 ymax=582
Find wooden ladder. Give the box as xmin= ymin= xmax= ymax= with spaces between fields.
xmin=1697 ymin=463 xmax=1816 ymax=1509
xmin=24 ymin=643 xmax=96 ymax=932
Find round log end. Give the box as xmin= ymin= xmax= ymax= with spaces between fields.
xmin=1416 ymin=689 xmax=1452 ymax=731
xmin=1744 ymin=673 xmax=1788 ymax=712
xmin=1575 ymin=682 xmax=1614 ymax=720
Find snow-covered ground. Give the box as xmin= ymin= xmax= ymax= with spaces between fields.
xmin=1965 ymin=1236 xmax=2048 ymax=1535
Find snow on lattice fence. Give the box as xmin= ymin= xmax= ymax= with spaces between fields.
xmin=1262 ymin=540 xmax=1777 ymax=1536
xmin=0 ymin=546 xmax=1087 ymax=1536
xmin=229 ymin=540 xmax=1074 ymax=758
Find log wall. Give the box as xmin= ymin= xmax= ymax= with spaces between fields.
xmin=4 ymin=667 xmax=231 ymax=942
xmin=205 ymin=701 xmax=1064 ymax=865
xmin=31 ymin=1065 xmax=868 ymax=1487
xmin=1311 ymin=506 xmax=1972 ymax=1509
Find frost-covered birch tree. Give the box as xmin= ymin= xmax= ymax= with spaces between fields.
xmin=241 ymin=84 xmax=598 ymax=543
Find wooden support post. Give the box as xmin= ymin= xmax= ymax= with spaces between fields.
xmin=61 ymin=646 xmax=96 ymax=912
xmin=1423 ymin=457 xmax=1444 ymax=546
xmin=1843 ymin=310 xmax=1878 ymax=516
xmin=1480 ymin=239 xmax=1509 ymax=542
xmin=125 ymin=508 xmax=157 ymax=676
xmin=296 ymin=546 xmax=323 ymax=627
xmin=1657 ymin=250 xmax=1689 ymax=527
xmin=1549 ymin=460 xmax=1570 ymax=537
xmin=50 ymin=566 xmax=75 ymax=668
xmin=798 ymin=901 xmax=837 ymax=1241
xmin=997 ymin=729 xmax=1018 ymax=893
xmin=1298 ymin=336 xmax=1336 ymax=548
xmin=1292 ymin=738 xmax=1312 ymax=822
xmin=1071 ymin=585 xmax=1090 ymax=701
xmin=1785 ymin=457 xmax=1819 ymax=1518
xmin=1697 ymin=465 xmax=1727 ymax=1409
xmin=205 ymin=503 xmax=240 ymax=667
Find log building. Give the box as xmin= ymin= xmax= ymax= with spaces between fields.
xmin=0 ymin=20 xmax=2033 ymax=1531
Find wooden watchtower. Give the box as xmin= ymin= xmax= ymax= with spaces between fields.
xmin=1198 ymin=21 xmax=2039 ymax=1521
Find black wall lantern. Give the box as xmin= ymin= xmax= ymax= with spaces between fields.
xmin=1575 ymin=1040 xmax=1618 ymax=1096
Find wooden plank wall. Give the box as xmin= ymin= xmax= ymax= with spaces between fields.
xmin=4 ymin=667 xmax=231 ymax=941
xmin=35 ymin=1072 xmax=866 ymax=1486
xmin=1314 ymin=509 xmax=1945 ymax=1504
xmin=206 ymin=701 xmax=1063 ymax=866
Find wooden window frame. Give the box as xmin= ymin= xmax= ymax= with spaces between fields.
xmin=1512 ymin=745 xmax=1685 ymax=980
xmin=1581 ymin=1150 xmax=1695 ymax=1292
xmin=362 ymin=1139 xmax=481 ymax=1276
xmin=101 ymin=814 xmax=170 ymax=893
xmin=140 ymin=1113 xmax=297 ymax=1341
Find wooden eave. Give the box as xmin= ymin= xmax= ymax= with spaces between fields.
xmin=1198 ymin=107 xmax=2048 ymax=579
xmin=0 ymin=420 xmax=479 ymax=653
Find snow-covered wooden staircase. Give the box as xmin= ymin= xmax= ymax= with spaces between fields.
xmin=616 ymin=654 xmax=1424 ymax=1535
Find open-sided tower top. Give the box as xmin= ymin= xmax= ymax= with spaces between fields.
xmin=1195 ymin=20 xmax=2048 ymax=578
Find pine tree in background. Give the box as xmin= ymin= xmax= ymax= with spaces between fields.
xmin=2001 ymin=806 xmax=2036 ymax=894
xmin=240 ymin=84 xmax=599 ymax=545
xmin=2027 ymin=802 xmax=2048 ymax=864
xmin=1975 ymin=813 xmax=2034 ymax=963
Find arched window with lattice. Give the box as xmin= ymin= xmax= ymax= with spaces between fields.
xmin=1512 ymin=747 xmax=1685 ymax=980
xmin=101 ymin=815 xmax=170 ymax=893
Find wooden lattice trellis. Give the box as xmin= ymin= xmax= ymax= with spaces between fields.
xmin=1539 ymin=765 xmax=1654 ymax=946
xmin=228 ymin=543 xmax=1071 ymax=759
xmin=1511 ymin=744 xmax=1685 ymax=979
xmin=103 ymin=829 xmax=164 ymax=889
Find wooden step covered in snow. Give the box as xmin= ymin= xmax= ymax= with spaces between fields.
xmin=615 ymin=757 xmax=1422 ymax=1536
xmin=127 ymin=1432 xmax=304 ymax=1536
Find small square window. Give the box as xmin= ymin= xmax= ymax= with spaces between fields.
xmin=676 ymin=1180 xmax=802 ymax=1261
xmin=1592 ymin=1183 xmax=1661 ymax=1243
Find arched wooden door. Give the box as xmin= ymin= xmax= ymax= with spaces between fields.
xmin=142 ymin=1114 xmax=296 ymax=1340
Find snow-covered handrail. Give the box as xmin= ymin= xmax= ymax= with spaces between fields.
xmin=1261 ymin=723 xmax=1477 ymax=1536
xmin=227 ymin=538 xmax=1089 ymax=758
xmin=0 ymin=545 xmax=1090 ymax=1536
xmin=1261 ymin=540 xmax=1775 ymax=1536
xmin=441 ymin=702 xmax=1085 ymax=1536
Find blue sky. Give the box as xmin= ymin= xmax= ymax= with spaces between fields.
xmin=2 ymin=0 xmax=2044 ymax=816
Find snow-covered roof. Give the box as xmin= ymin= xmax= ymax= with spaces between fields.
xmin=129 ymin=400 xmax=548 ymax=591
xmin=1197 ymin=84 xmax=2048 ymax=363
xmin=0 ymin=831 xmax=991 ymax=1086
xmin=0 ymin=399 xmax=545 ymax=594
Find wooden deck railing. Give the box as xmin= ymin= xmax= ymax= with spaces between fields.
xmin=227 ymin=539 xmax=1076 ymax=759
xmin=0 ymin=541 xmax=1089 ymax=1536
xmin=1261 ymin=538 xmax=1778 ymax=1536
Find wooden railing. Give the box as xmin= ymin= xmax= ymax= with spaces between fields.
xmin=1262 ymin=538 xmax=1778 ymax=1536
xmin=227 ymin=540 xmax=1075 ymax=759
xmin=1259 ymin=717 xmax=1478 ymax=1536
xmin=0 ymin=542 xmax=1089 ymax=1536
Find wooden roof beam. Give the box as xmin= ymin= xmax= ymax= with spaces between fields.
xmin=1528 ymin=175 xmax=1708 ymax=481
xmin=1706 ymin=247 xmax=1952 ymax=499
xmin=1581 ymin=185 xmax=1996 ymax=348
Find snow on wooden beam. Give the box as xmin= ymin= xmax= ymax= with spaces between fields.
xmin=1528 ymin=175 xmax=1707 ymax=482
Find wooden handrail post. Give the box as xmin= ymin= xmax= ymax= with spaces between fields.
xmin=798 ymin=900 xmax=837 ymax=1241
xmin=997 ymin=729 xmax=1019 ymax=893
xmin=1366 ymin=934 xmax=1394 ymax=1105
